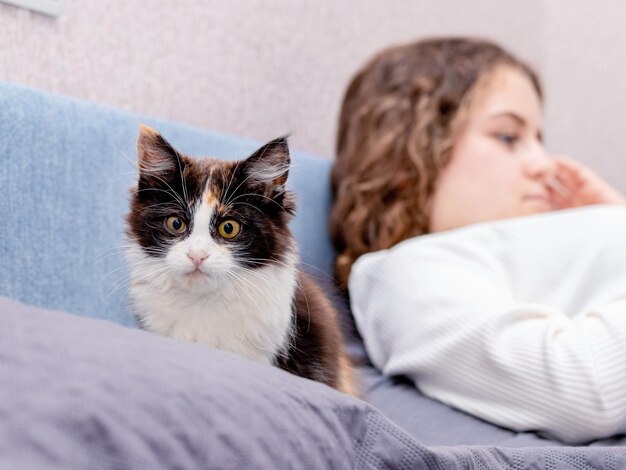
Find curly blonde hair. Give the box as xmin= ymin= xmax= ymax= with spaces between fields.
xmin=330 ymin=37 xmax=541 ymax=289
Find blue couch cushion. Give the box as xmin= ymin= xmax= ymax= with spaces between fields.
xmin=0 ymin=81 xmax=335 ymax=326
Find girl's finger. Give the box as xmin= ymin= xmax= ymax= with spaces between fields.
xmin=553 ymin=161 xmax=581 ymax=185
xmin=554 ymin=156 xmax=593 ymax=186
xmin=547 ymin=176 xmax=570 ymax=198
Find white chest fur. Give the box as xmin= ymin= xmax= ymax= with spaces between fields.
xmin=127 ymin=243 xmax=298 ymax=365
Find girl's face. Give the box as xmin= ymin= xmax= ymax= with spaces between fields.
xmin=429 ymin=66 xmax=555 ymax=233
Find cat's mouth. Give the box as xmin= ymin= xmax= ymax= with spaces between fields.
xmin=186 ymin=268 xmax=209 ymax=279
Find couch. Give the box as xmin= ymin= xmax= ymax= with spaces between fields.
xmin=1 ymin=81 xmax=624 ymax=469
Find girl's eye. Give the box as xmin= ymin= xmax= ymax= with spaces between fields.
xmin=496 ymin=133 xmax=519 ymax=146
xmin=218 ymin=220 xmax=241 ymax=239
xmin=165 ymin=216 xmax=187 ymax=234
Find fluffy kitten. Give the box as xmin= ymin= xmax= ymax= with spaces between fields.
xmin=126 ymin=125 xmax=356 ymax=395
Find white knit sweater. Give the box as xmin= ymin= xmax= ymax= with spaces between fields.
xmin=350 ymin=205 xmax=626 ymax=444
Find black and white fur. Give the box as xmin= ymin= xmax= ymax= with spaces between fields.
xmin=126 ymin=126 xmax=356 ymax=394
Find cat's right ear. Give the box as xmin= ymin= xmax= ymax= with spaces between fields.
xmin=136 ymin=125 xmax=181 ymax=187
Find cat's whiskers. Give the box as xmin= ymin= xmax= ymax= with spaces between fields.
xmin=233 ymin=256 xmax=291 ymax=276
xmin=98 ymin=263 xmax=133 ymax=284
xmin=225 ymin=270 xmax=277 ymax=351
xmin=151 ymin=266 xmax=174 ymax=289
xmin=230 ymin=264 xmax=273 ymax=286
xmin=96 ymin=241 xmax=146 ymax=257
xmin=122 ymin=255 xmax=169 ymax=273
xmin=104 ymin=264 xmax=171 ymax=300
xmin=233 ymin=255 xmax=312 ymax=335
xmin=98 ymin=249 xmax=165 ymax=283
xmin=115 ymin=148 xmax=142 ymax=173
xmin=221 ymin=161 xmax=240 ymax=207
xmin=230 ymin=262 xmax=304 ymax=339
xmin=222 ymin=270 xmax=274 ymax=354
xmin=143 ymin=201 xmax=185 ymax=211
xmin=234 ymin=255 xmax=293 ymax=271
xmin=109 ymin=268 xmax=166 ymax=295
xmin=93 ymin=248 xmax=130 ymax=266
xmin=227 ymin=201 xmax=265 ymax=216
xmin=233 ymin=240 xmax=255 ymax=253
xmin=135 ymin=167 xmax=189 ymax=209
xmin=173 ymin=151 xmax=190 ymax=210
xmin=109 ymin=261 xmax=170 ymax=289
xmin=94 ymin=244 xmax=167 ymax=266
xmin=295 ymin=278 xmax=311 ymax=334
xmin=137 ymin=187 xmax=187 ymax=210
xmin=225 ymin=269 xmax=265 ymax=299
xmin=140 ymin=190 xmax=186 ymax=212
xmin=117 ymin=266 xmax=172 ymax=302
xmin=226 ymin=192 xmax=290 ymax=214
xmin=244 ymin=257 xmax=331 ymax=282
xmin=220 ymin=273 xmax=238 ymax=299
xmin=222 ymin=169 xmax=264 ymax=208
xmin=223 ymin=144 xmax=294 ymax=209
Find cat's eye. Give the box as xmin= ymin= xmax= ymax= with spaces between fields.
xmin=165 ymin=216 xmax=187 ymax=234
xmin=218 ymin=220 xmax=241 ymax=239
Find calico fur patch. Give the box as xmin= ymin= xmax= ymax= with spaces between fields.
xmin=126 ymin=126 xmax=357 ymax=394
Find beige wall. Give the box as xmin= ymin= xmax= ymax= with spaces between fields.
xmin=2 ymin=0 xmax=624 ymax=190
xmin=543 ymin=0 xmax=626 ymax=190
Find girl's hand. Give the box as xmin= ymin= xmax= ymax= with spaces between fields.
xmin=548 ymin=156 xmax=626 ymax=209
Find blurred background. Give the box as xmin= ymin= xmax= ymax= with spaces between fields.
xmin=1 ymin=0 xmax=625 ymax=190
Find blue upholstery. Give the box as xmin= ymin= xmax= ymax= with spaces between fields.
xmin=5 ymin=82 xmax=626 ymax=454
xmin=0 ymin=81 xmax=335 ymax=326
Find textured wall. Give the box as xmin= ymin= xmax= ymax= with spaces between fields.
xmin=0 ymin=1 xmax=542 ymax=153
xmin=1 ymin=0 xmax=623 ymax=190
xmin=542 ymin=0 xmax=626 ymax=190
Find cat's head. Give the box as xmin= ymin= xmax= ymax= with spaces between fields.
xmin=126 ymin=125 xmax=297 ymax=292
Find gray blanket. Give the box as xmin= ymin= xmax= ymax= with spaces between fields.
xmin=1 ymin=296 xmax=624 ymax=469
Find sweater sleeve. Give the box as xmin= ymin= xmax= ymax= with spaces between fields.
xmin=349 ymin=243 xmax=626 ymax=444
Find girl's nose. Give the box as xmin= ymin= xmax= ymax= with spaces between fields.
xmin=524 ymin=143 xmax=555 ymax=180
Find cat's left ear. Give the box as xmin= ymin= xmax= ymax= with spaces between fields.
xmin=242 ymin=136 xmax=291 ymax=196
xmin=136 ymin=125 xmax=184 ymax=189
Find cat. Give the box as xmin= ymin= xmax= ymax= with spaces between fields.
xmin=125 ymin=125 xmax=357 ymax=395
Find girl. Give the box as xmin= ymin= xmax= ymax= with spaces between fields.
xmin=331 ymin=37 xmax=626 ymax=444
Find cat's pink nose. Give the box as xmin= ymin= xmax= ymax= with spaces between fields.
xmin=187 ymin=250 xmax=209 ymax=267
